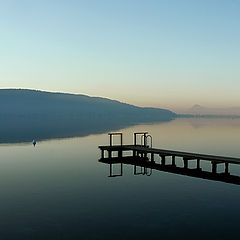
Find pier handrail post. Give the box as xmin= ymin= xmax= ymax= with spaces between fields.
xmin=109 ymin=134 xmax=112 ymax=146
xmin=146 ymin=135 xmax=152 ymax=148
xmin=133 ymin=132 xmax=148 ymax=146
xmin=108 ymin=132 xmax=123 ymax=146
xmin=144 ymin=133 xmax=147 ymax=147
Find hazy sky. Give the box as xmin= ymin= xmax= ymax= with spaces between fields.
xmin=0 ymin=0 xmax=239 ymax=111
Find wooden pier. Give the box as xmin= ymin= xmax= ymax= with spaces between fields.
xmin=98 ymin=132 xmax=240 ymax=185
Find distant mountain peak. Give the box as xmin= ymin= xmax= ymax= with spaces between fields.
xmin=186 ymin=104 xmax=240 ymax=116
xmin=192 ymin=104 xmax=202 ymax=108
xmin=189 ymin=104 xmax=207 ymax=111
xmin=192 ymin=104 xmax=203 ymax=108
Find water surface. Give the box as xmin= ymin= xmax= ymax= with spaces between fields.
xmin=1 ymin=118 xmax=240 ymax=239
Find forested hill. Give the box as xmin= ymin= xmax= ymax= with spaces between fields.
xmin=0 ymin=89 xmax=176 ymax=142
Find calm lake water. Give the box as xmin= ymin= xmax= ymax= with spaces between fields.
xmin=1 ymin=118 xmax=240 ymax=240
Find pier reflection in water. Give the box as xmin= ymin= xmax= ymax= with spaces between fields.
xmin=99 ymin=156 xmax=240 ymax=185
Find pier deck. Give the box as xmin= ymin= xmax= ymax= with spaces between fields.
xmin=99 ymin=144 xmax=240 ymax=164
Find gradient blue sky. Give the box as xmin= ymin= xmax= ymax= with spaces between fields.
xmin=0 ymin=0 xmax=239 ymax=111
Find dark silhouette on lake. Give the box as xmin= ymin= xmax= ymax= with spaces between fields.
xmin=0 ymin=89 xmax=176 ymax=143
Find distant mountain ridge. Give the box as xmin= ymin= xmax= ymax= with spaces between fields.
xmin=0 ymin=89 xmax=175 ymax=118
xmin=0 ymin=89 xmax=176 ymax=143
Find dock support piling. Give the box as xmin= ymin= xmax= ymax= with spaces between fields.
xmin=101 ymin=150 xmax=104 ymax=159
xmin=172 ymin=156 xmax=176 ymax=167
xmin=183 ymin=159 xmax=188 ymax=169
xmin=225 ymin=162 xmax=229 ymax=175
xmin=212 ymin=162 xmax=217 ymax=174
xmin=133 ymin=150 xmax=136 ymax=157
xmin=161 ymin=156 xmax=166 ymax=166
xmin=197 ymin=159 xmax=201 ymax=170
xmin=108 ymin=150 xmax=112 ymax=158
xmin=118 ymin=150 xmax=122 ymax=158
xmin=151 ymin=153 xmax=154 ymax=163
